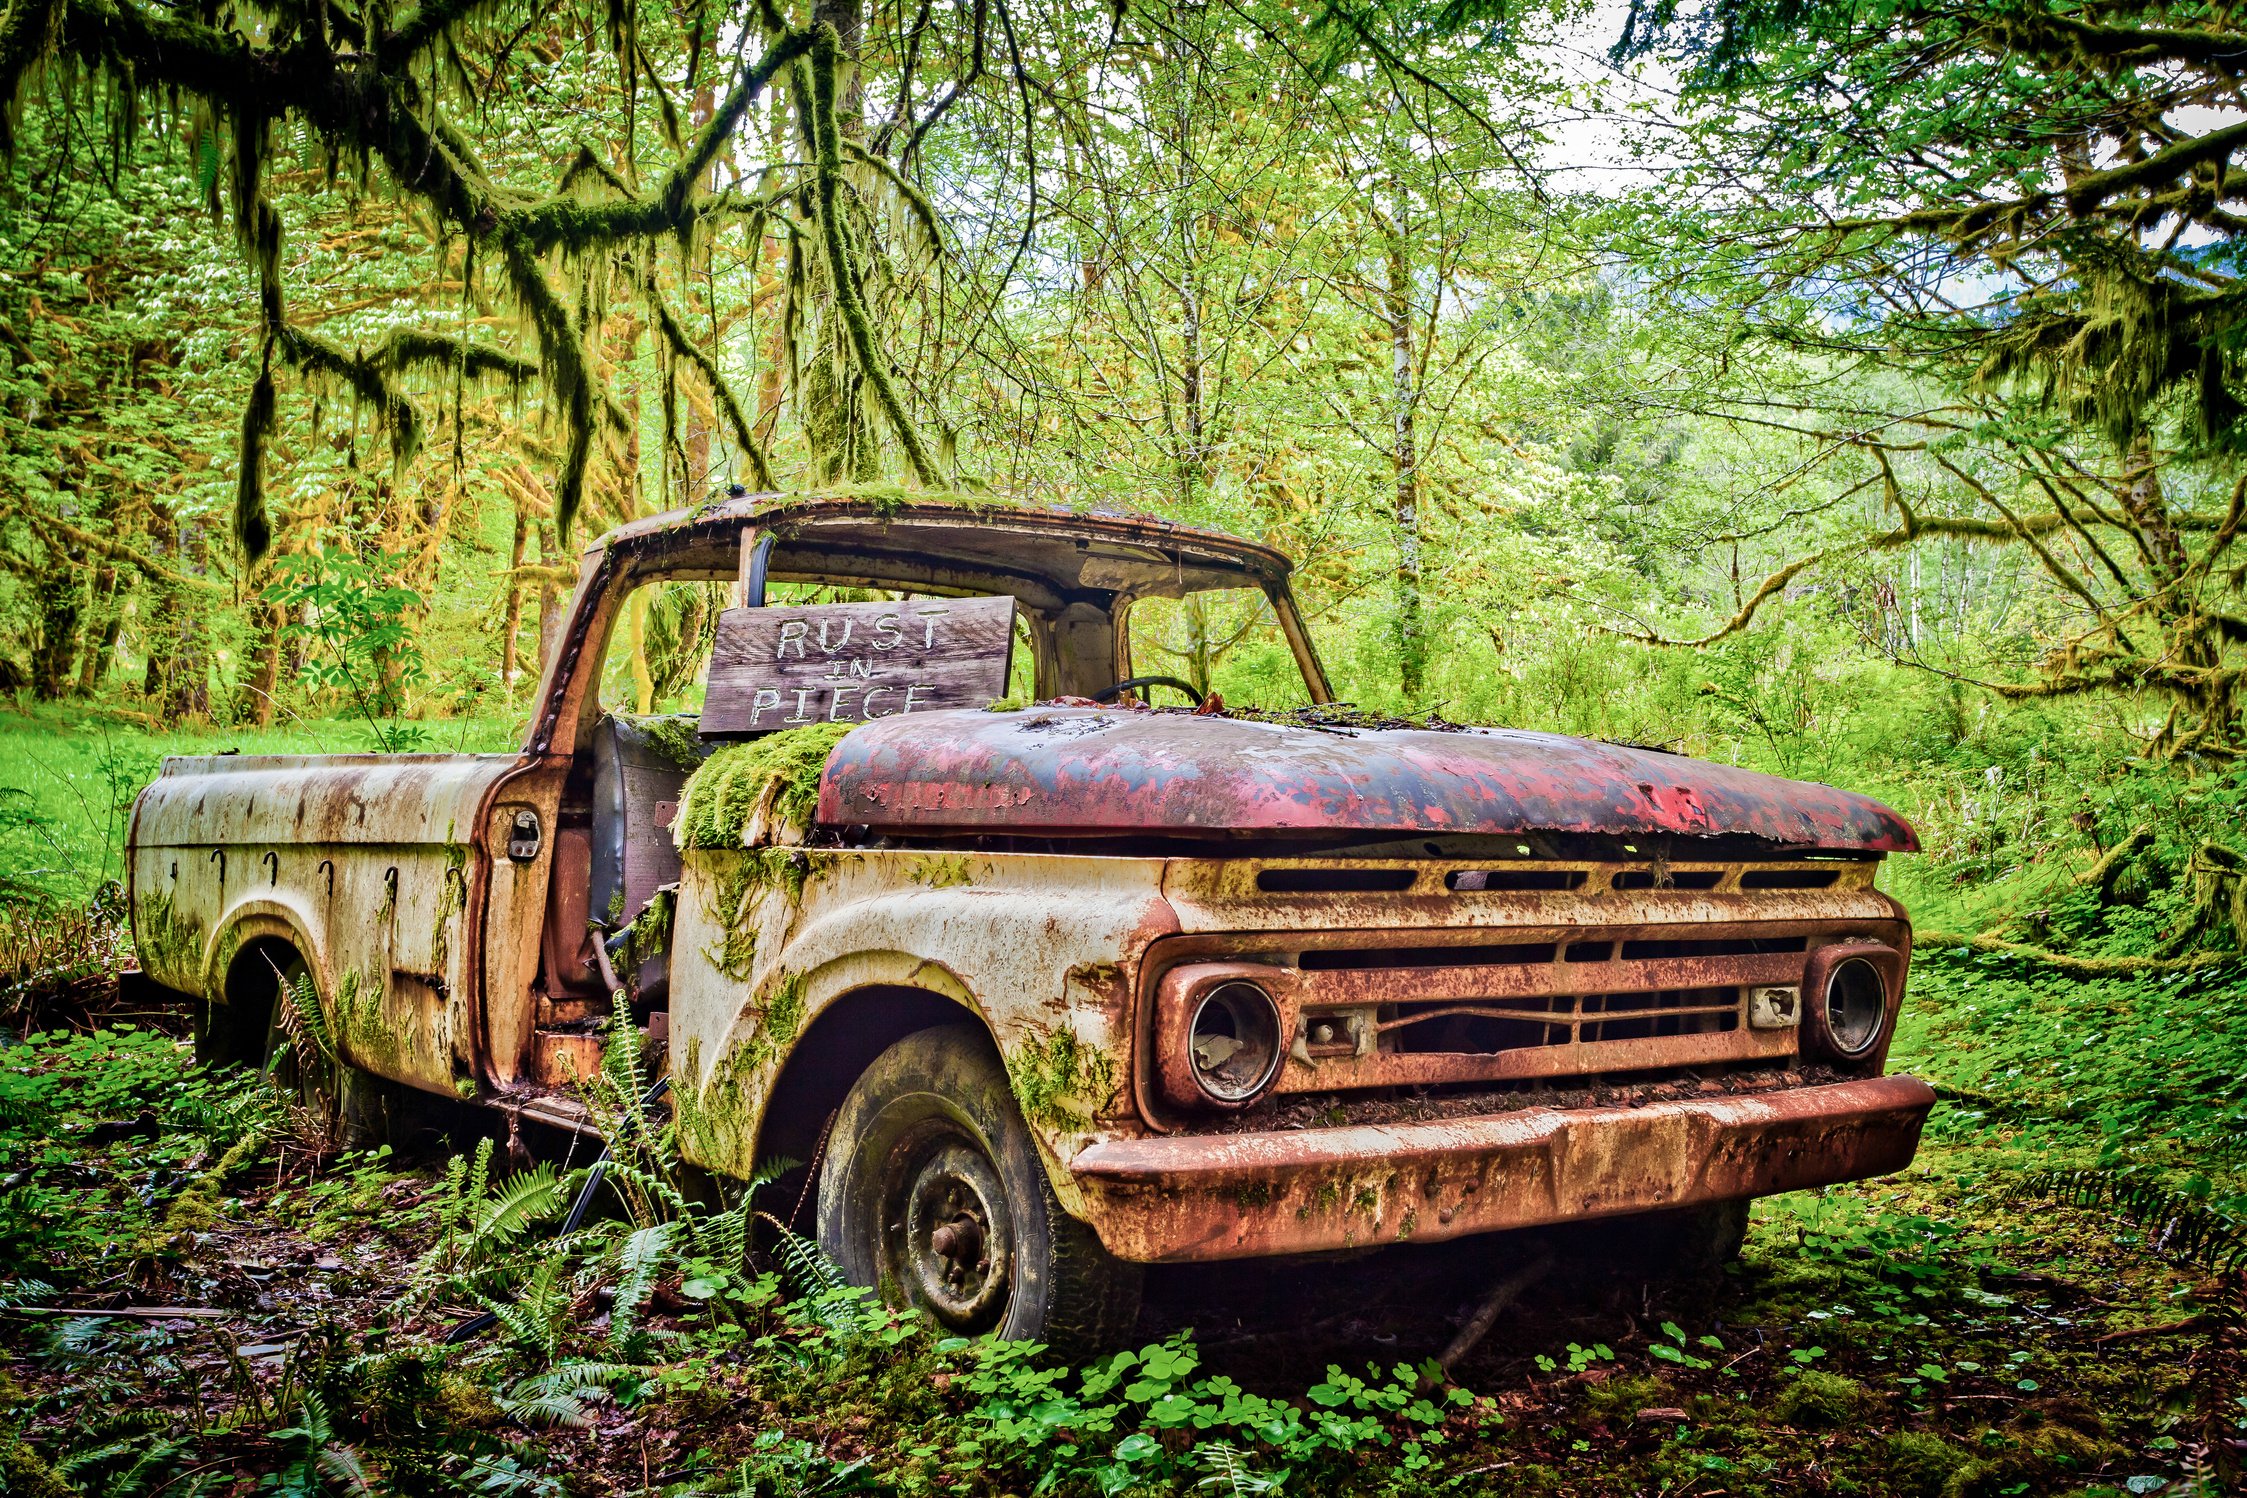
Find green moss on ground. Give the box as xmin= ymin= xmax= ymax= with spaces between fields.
xmin=673 ymin=722 xmax=855 ymax=850
xmin=1774 ymin=1368 xmax=1874 ymax=1428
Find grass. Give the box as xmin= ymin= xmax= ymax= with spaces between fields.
xmin=0 ymin=706 xmax=524 ymax=905
xmin=0 ymin=1019 xmax=2239 ymax=1495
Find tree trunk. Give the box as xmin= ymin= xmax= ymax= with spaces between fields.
xmin=2119 ymin=430 xmax=2188 ymax=594
xmin=1179 ymin=262 xmax=1204 ymax=514
xmin=501 ymin=509 xmax=528 ymax=692
xmin=814 ymin=0 xmax=864 ymax=136
xmin=536 ymin=522 xmax=564 ymax=678
xmin=1384 ymin=200 xmax=1425 ymax=703
xmin=241 ymin=600 xmax=284 ymax=727
xmin=74 ymin=564 xmax=120 ymax=696
xmin=30 ymin=545 xmax=85 ymax=700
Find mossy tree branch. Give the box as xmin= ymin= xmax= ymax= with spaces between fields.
xmin=0 ymin=0 xmax=948 ymax=559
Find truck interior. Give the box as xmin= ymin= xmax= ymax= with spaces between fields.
xmin=523 ymin=497 xmax=1329 ymax=1082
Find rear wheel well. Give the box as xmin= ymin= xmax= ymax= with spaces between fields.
xmin=200 ymin=936 xmax=303 ymax=1067
xmin=751 ymin=985 xmax=982 ymax=1226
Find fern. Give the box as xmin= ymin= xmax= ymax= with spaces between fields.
xmin=768 ymin=1220 xmax=846 ymax=1300
xmin=0 ymin=1073 xmax=48 ymax=1127
xmin=435 ymin=1142 xmax=485 ymax=1244
xmin=2016 ymin=1169 xmax=2247 ymax=1273
xmin=499 ymin=1361 xmax=646 ymax=1428
xmin=269 ymin=1390 xmax=370 ymax=1498
xmin=40 ymin=1315 xmax=111 ymax=1367
xmin=610 ymin=1222 xmax=676 ymax=1353
xmin=1192 ymin=1441 xmax=1289 ymax=1496
xmin=485 ymin=1254 xmax=575 ymax=1362
xmin=110 ymin=1435 xmax=194 ymax=1497
xmin=0 ymin=1277 xmax=56 ymax=1309
xmin=466 ymin=1164 xmax=567 ymax=1263
xmin=269 ymin=962 xmax=340 ymax=1107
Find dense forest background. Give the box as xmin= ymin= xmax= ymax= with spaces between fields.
xmin=9 ymin=0 xmax=2247 ymax=959
xmin=5 ymin=1 xmax=2247 ymax=1494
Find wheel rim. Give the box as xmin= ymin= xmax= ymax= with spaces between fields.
xmin=879 ymin=1123 xmax=1014 ymax=1332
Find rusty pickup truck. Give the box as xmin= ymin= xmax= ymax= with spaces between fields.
xmin=129 ymin=493 xmax=1933 ymax=1353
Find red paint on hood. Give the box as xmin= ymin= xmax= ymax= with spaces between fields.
xmin=815 ymin=708 xmax=1917 ymax=852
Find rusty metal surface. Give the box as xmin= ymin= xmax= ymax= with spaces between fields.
xmin=818 ymin=708 xmax=1917 ymax=852
xmin=664 ymin=847 xmax=1180 ymax=1219
xmin=596 ymin=492 xmax=1300 ymax=592
xmin=1158 ymin=853 xmax=1903 ymax=934
xmin=1071 ymin=1074 xmax=1936 ymax=1262
xmin=1129 ymin=876 xmax=1911 ymax=1127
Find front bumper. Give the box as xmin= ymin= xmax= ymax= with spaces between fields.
xmin=1070 ymin=1074 xmax=1935 ymax=1262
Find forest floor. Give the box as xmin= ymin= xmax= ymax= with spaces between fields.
xmin=1 ymin=709 xmax=2244 ymax=1497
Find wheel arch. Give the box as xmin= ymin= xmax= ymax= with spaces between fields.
xmin=748 ymin=983 xmax=983 ymax=1224
xmin=201 ymin=908 xmax=327 ymax=1067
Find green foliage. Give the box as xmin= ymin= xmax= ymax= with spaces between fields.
xmin=263 ymin=552 xmax=429 ymax=746
xmin=948 ymin=1333 xmax=1467 ymax=1492
xmin=0 ymin=1025 xmax=275 ymax=1268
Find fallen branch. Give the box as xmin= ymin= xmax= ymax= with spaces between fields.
xmin=2 ymin=1304 xmax=230 ymax=1319
xmin=2075 ymin=825 xmax=2153 ymax=897
xmin=1918 ymin=931 xmax=2231 ymax=978
xmin=1428 ymin=1250 xmax=1554 ymax=1384
xmin=2096 ymin=1315 xmax=2215 ymax=1344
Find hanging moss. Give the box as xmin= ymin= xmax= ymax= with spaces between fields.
xmin=617 ymin=712 xmax=708 ymax=771
xmin=235 ymin=359 xmax=276 ymax=563
xmin=672 ymin=721 xmax=854 ymax=851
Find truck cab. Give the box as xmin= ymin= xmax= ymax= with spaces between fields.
xmin=129 ymin=492 xmax=1933 ymax=1353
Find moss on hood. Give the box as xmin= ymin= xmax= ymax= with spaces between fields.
xmin=672 ymin=722 xmax=855 ymax=850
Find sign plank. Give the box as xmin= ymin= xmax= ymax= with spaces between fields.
xmin=701 ymin=595 xmax=1017 ymax=736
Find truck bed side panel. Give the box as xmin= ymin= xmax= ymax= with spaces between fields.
xmin=129 ymin=753 xmax=521 ymax=1092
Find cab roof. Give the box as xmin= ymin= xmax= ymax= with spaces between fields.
xmin=593 ymin=491 xmax=1295 ymax=611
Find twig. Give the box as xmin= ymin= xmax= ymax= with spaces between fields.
xmin=4 ymin=1305 xmax=230 ymax=1319
xmin=1429 ymin=1251 xmax=1554 ymax=1383
xmin=2096 ymin=1315 xmax=2214 ymax=1344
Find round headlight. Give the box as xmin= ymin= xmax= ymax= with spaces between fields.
xmin=1188 ymin=981 xmax=1283 ymax=1103
xmin=1821 ymin=957 xmax=1887 ymax=1057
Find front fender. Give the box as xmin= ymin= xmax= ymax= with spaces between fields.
xmin=667 ymin=849 xmax=1176 ymax=1203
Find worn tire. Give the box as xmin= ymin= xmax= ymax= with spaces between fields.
xmin=1608 ymin=1198 xmax=1751 ymax=1277
xmin=816 ymin=1024 xmax=1141 ymax=1356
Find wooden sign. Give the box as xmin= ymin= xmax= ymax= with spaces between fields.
xmin=701 ymin=595 xmax=1017 ymax=735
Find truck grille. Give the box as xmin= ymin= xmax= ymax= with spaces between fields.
xmin=1269 ymin=930 xmax=1819 ymax=1092
xmin=1379 ymin=984 xmax=1743 ymax=1055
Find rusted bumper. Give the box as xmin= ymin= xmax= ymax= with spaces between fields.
xmin=1070 ymin=1074 xmax=1935 ymax=1263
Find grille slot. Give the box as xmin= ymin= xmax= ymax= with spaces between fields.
xmin=1379 ymin=985 xmax=1743 ymax=1054
xmin=1740 ymin=868 xmax=1841 ymax=889
xmin=1613 ymin=869 xmax=1725 ymax=891
xmin=1258 ymin=867 xmax=1420 ymax=893
xmin=1620 ymin=936 xmax=1807 ymax=960
xmin=1447 ymin=868 xmax=1588 ymax=892
xmin=1301 ymin=941 xmax=1556 ymax=971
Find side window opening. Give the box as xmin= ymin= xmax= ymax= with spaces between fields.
xmin=557 ymin=578 xmax=1040 ymax=1021
xmin=600 ymin=580 xmax=729 ymax=718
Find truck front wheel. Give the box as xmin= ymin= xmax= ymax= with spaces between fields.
xmin=816 ymin=1024 xmax=1141 ymax=1356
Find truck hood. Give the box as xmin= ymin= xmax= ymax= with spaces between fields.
xmin=816 ymin=707 xmax=1916 ymax=852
